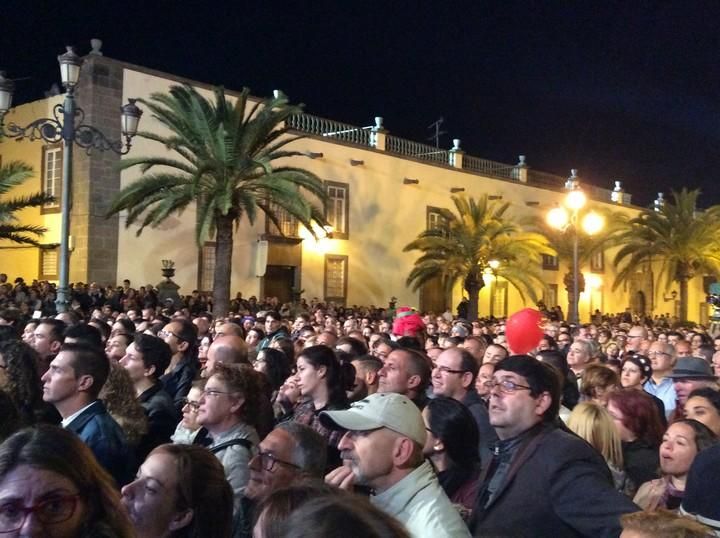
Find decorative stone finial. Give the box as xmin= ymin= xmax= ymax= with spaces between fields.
xmin=90 ymin=39 xmax=103 ymax=55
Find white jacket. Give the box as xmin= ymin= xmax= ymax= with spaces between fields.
xmin=372 ymin=461 xmax=471 ymax=538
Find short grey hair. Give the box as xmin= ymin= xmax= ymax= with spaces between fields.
xmin=276 ymin=422 xmax=327 ymax=478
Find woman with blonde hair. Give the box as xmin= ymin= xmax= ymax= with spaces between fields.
xmin=567 ymin=401 xmax=626 ymax=491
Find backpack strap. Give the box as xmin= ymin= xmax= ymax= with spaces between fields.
xmin=210 ymin=438 xmax=253 ymax=453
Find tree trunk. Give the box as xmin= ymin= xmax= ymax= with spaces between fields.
xmin=467 ymin=284 xmax=480 ymax=321
xmin=679 ymin=277 xmax=689 ymax=323
xmin=212 ymin=215 xmax=234 ymax=318
xmin=464 ymin=270 xmax=484 ymax=321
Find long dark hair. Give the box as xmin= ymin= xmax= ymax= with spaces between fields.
xmin=0 ymin=425 xmax=135 ymax=537
xmin=297 ymin=345 xmax=348 ymax=408
xmin=425 ymin=396 xmax=480 ymax=498
xmin=257 ymin=348 xmax=292 ymax=391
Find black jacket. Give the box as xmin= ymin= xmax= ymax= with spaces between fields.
xmin=137 ymin=382 xmax=179 ymax=461
xmin=470 ymin=422 xmax=638 ymax=537
xmin=65 ymin=400 xmax=132 ymax=487
xmin=462 ymin=389 xmax=498 ymax=465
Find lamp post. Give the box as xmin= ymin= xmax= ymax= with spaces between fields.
xmin=0 ymin=47 xmax=142 ymax=313
xmin=547 ymin=170 xmax=604 ymax=324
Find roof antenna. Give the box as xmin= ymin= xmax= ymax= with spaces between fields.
xmin=427 ymin=117 xmax=446 ymax=148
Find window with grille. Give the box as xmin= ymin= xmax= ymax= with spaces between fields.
xmin=542 ymin=254 xmax=559 ymax=271
xmin=326 ymin=181 xmax=349 ymax=239
xmin=39 ymin=247 xmax=59 ymax=279
xmin=41 ymin=146 xmax=62 ymax=213
xmin=325 ymin=255 xmax=348 ymax=304
xmin=198 ymin=242 xmax=216 ymax=292
xmin=266 ymin=204 xmax=299 ymax=237
xmin=427 ymin=206 xmax=450 ymax=233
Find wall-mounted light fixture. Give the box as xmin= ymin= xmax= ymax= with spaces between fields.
xmin=306 ymin=152 xmax=324 ymax=159
xmin=403 ymin=178 xmax=419 ymax=185
xmin=525 ymin=201 xmax=540 ymax=207
xmin=450 ymin=187 xmax=465 ymax=193
xmin=350 ymin=159 xmax=364 ymax=166
xmin=488 ymin=195 xmax=503 ymax=200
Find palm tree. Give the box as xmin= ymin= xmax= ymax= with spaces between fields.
xmin=612 ymin=189 xmax=720 ymax=322
xmin=107 ymin=85 xmax=328 ymax=317
xmin=0 ymin=159 xmax=52 ymax=245
xmin=404 ymin=195 xmax=554 ymax=320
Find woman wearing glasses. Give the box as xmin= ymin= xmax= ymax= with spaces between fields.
xmin=0 ymin=424 xmax=134 ymax=537
xmin=171 ymin=380 xmax=207 ymax=445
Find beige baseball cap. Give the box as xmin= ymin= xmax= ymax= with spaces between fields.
xmin=320 ymin=392 xmax=426 ymax=445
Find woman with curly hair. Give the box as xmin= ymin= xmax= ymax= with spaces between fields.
xmin=99 ymin=362 xmax=149 ymax=447
xmin=0 ymin=340 xmax=58 ymax=425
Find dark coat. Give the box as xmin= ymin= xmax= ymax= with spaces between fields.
xmin=161 ymin=357 xmax=197 ymax=413
xmin=470 ymin=423 xmax=639 ymax=538
xmin=65 ymin=400 xmax=132 ymax=487
xmin=136 ymin=382 xmax=179 ymax=461
xmin=462 ymin=389 xmax=498 ymax=465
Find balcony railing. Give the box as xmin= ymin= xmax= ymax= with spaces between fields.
xmin=462 ymin=155 xmax=520 ymax=181
xmin=287 ymin=112 xmax=632 ymax=205
xmin=385 ymin=136 xmax=449 ymax=164
xmin=287 ymin=114 xmax=371 ymax=146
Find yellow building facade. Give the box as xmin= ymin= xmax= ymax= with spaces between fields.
xmin=0 ymin=51 xmax=709 ymax=322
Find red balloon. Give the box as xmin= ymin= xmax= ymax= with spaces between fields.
xmin=505 ymin=308 xmax=544 ymax=354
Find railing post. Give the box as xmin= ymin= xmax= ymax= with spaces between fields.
xmin=371 ymin=116 xmax=387 ymax=150
xmin=449 ymin=138 xmax=464 ymax=168
xmin=514 ymin=155 xmax=528 ymax=183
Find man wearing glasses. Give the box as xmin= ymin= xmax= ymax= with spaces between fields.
xmin=624 ymin=326 xmax=648 ymax=355
xmin=233 ymin=423 xmax=327 ymax=538
xmin=432 ymin=347 xmax=497 ymax=464
xmin=470 ymin=355 xmax=637 ymax=537
xmin=644 ymin=341 xmax=677 ymax=419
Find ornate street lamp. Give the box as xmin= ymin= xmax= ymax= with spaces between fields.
xmin=547 ymin=170 xmax=605 ymax=324
xmin=0 ymin=47 xmax=143 ymax=313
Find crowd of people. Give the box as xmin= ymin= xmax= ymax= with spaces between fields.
xmin=0 ymin=274 xmax=719 ymax=537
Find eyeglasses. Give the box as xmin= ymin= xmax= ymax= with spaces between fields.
xmin=158 ymin=329 xmax=186 ymax=342
xmin=0 ymin=494 xmax=80 ymax=533
xmin=647 ymin=350 xmax=669 ymax=357
xmin=181 ymin=398 xmax=201 ymax=411
xmin=433 ymin=365 xmax=467 ymax=375
xmin=254 ymin=451 xmax=301 ymax=472
xmin=201 ymin=389 xmax=236 ymax=398
xmin=484 ymin=379 xmax=533 ymax=395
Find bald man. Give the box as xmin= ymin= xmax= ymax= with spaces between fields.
xmin=201 ymin=334 xmax=249 ymax=378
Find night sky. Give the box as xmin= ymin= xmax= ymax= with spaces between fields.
xmin=4 ymin=1 xmax=719 ymax=208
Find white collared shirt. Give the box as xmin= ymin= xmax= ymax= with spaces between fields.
xmin=61 ymin=401 xmax=96 ymax=428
